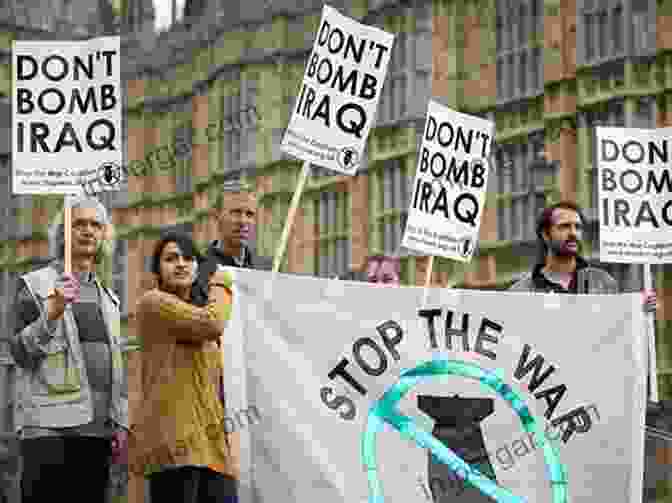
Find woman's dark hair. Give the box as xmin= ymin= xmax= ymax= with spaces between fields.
xmin=535 ymin=201 xmax=587 ymax=263
xmin=151 ymin=232 xmax=202 ymax=288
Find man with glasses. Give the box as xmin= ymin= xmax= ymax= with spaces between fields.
xmin=9 ymin=195 xmax=127 ymax=503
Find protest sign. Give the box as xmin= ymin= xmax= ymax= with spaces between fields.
xmin=596 ymin=127 xmax=672 ymax=264
xmin=12 ymin=36 xmax=122 ymax=195
xmin=280 ymin=4 xmax=394 ymax=175
xmin=273 ymin=6 xmax=393 ymax=271
xmin=222 ymin=268 xmax=647 ymax=503
xmin=596 ymin=126 xmax=668 ymax=402
xmin=401 ymin=101 xmax=494 ymax=262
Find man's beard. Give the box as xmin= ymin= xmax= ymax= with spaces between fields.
xmin=548 ymin=239 xmax=579 ymax=257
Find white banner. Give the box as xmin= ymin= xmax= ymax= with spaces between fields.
xmin=401 ymin=101 xmax=494 ymax=262
xmin=280 ymin=5 xmax=394 ymax=175
xmin=12 ymin=36 xmax=122 ymax=195
xmin=223 ymin=269 xmax=647 ymax=503
xmin=596 ymin=127 xmax=672 ymax=264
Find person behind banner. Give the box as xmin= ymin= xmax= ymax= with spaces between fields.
xmin=509 ymin=200 xmax=657 ymax=313
xmin=195 ymin=180 xmax=271 ymax=286
xmin=365 ymin=254 xmax=401 ymax=287
xmin=192 ymin=180 xmax=270 ymax=414
xmin=9 ymin=195 xmax=128 ymax=503
xmin=130 ymin=232 xmax=238 ymax=503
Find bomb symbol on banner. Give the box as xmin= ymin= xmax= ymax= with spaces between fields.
xmin=418 ymin=395 xmax=497 ymax=502
xmin=363 ymin=360 xmax=569 ymax=503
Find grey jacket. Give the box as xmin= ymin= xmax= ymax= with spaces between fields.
xmin=509 ymin=256 xmax=619 ymax=294
xmin=9 ymin=263 xmax=128 ymax=431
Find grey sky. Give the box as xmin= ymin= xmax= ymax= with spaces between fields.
xmin=154 ymin=0 xmax=186 ymax=31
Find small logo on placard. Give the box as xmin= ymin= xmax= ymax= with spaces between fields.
xmin=337 ymin=147 xmax=359 ymax=171
xmin=97 ymin=162 xmax=121 ymax=187
xmin=460 ymin=238 xmax=474 ymax=258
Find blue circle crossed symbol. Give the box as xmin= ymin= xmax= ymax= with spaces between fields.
xmin=361 ymin=360 xmax=568 ymax=503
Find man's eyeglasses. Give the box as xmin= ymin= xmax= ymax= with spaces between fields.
xmin=72 ymin=219 xmax=103 ymax=232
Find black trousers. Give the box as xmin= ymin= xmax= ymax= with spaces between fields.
xmin=20 ymin=436 xmax=111 ymax=503
xmin=149 ymin=466 xmax=239 ymax=503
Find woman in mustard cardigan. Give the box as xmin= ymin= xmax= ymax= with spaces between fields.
xmin=129 ymin=232 xmax=238 ymax=503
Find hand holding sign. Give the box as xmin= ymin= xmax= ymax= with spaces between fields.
xmin=596 ymin=126 xmax=668 ymax=402
xmin=47 ymin=273 xmax=81 ymax=321
xmin=12 ymin=37 xmax=122 ymax=280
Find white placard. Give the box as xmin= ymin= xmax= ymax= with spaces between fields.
xmin=401 ymin=101 xmax=495 ymax=262
xmin=12 ymin=36 xmax=122 ymax=195
xmin=596 ymin=127 xmax=672 ymax=264
xmin=280 ymin=5 xmax=394 ymax=175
